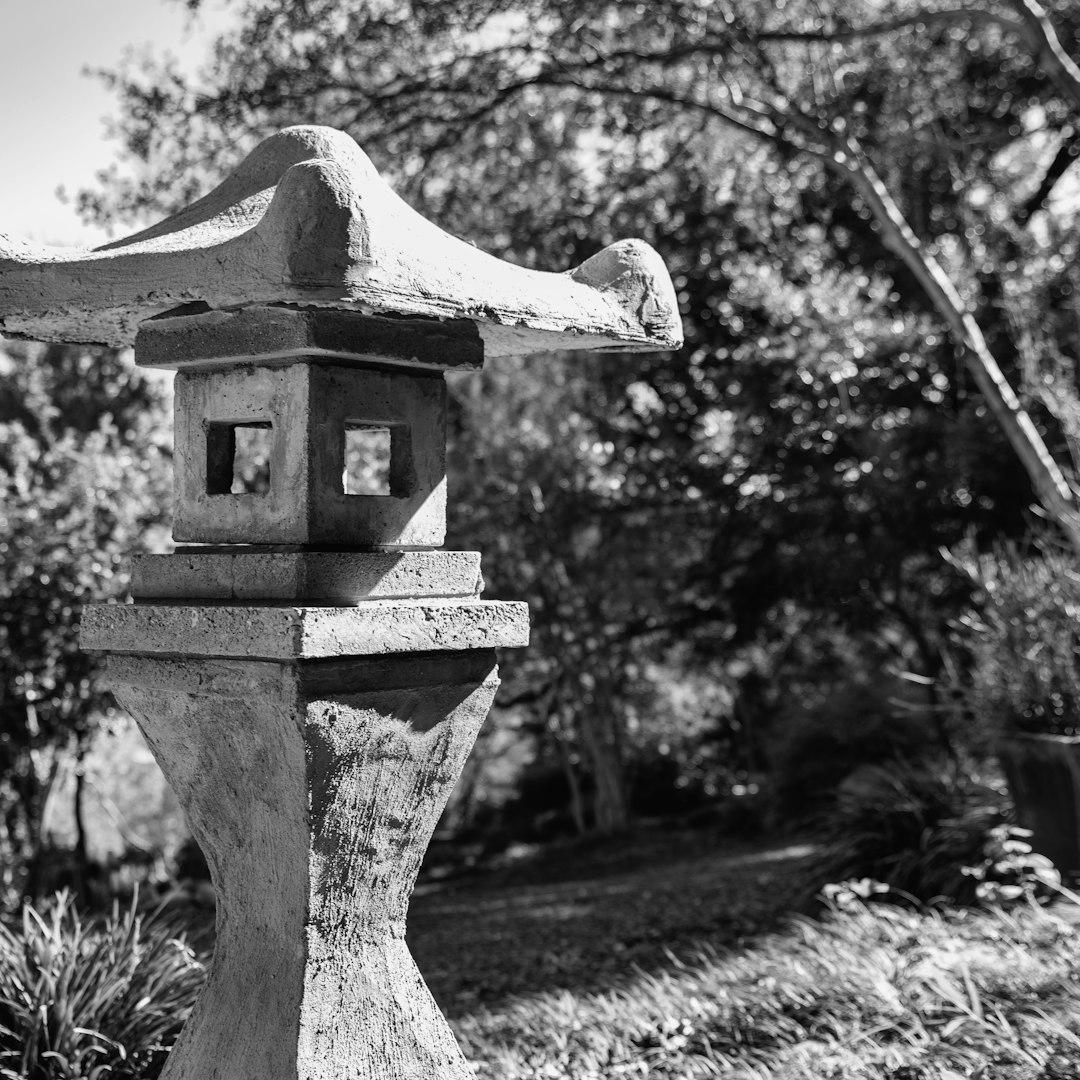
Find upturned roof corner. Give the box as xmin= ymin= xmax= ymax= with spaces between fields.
xmin=0 ymin=125 xmax=683 ymax=357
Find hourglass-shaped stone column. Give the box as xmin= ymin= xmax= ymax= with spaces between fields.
xmin=93 ymin=629 xmax=516 ymax=1080
xmin=2 ymin=124 xmax=681 ymax=1079
xmin=79 ymin=307 xmax=529 ymax=1080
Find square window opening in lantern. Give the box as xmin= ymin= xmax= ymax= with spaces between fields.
xmin=344 ymin=425 xmax=393 ymax=496
xmin=206 ymin=422 xmax=273 ymax=495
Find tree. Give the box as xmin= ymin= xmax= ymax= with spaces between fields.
xmin=81 ymin=0 xmax=1080 ymax=830
xmin=0 ymin=341 xmax=171 ymax=901
xmin=85 ymin=0 xmax=1080 ymax=516
xmin=445 ymin=351 xmax=718 ymax=832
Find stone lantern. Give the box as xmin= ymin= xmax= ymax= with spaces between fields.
xmin=0 ymin=126 xmax=681 ymax=1080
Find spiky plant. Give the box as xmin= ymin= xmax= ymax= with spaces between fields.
xmin=0 ymin=892 xmax=205 ymax=1080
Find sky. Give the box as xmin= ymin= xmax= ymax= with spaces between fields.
xmin=0 ymin=0 xmax=234 ymax=248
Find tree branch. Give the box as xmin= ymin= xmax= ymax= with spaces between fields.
xmin=1010 ymin=0 xmax=1080 ymax=113
xmin=1017 ymin=127 xmax=1080 ymax=225
xmin=756 ymin=7 xmax=1022 ymax=43
xmin=834 ymin=136 xmax=1080 ymax=546
xmin=757 ymin=0 xmax=1080 ymax=118
xmin=537 ymin=56 xmax=1080 ymax=549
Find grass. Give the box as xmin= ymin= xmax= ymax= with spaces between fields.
xmin=451 ymin=897 xmax=1080 ymax=1079
xmin=0 ymin=891 xmax=204 ymax=1080
xmin=405 ymin=829 xmax=1080 ymax=1079
xmin=8 ymin=831 xmax=1080 ymax=1079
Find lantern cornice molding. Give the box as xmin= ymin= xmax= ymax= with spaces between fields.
xmin=0 ymin=125 xmax=682 ymax=357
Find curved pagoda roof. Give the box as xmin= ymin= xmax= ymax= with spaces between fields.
xmin=0 ymin=126 xmax=682 ymax=358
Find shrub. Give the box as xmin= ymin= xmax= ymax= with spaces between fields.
xmin=627 ymin=753 xmax=714 ymax=819
xmin=770 ymin=677 xmax=940 ymax=823
xmin=962 ymin=824 xmax=1063 ymax=906
xmin=947 ymin=540 xmax=1080 ymax=746
xmin=0 ymin=891 xmax=205 ymax=1080
xmin=810 ymin=759 xmax=1011 ymax=904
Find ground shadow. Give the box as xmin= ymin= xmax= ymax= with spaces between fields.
xmin=406 ymin=829 xmax=819 ymax=1014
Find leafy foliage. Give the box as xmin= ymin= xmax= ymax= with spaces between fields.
xmin=961 ymin=824 xmax=1063 ymax=906
xmin=768 ymin=663 xmax=946 ymax=821
xmin=948 ymin=540 xmax=1080 ymax=741
xmin=810 ymin=760 xmax=1011 ymax=904
xmin=77 ymin=0 xmax=1080 ymax=830
xmin=0 ymin=891 xmax=204 ymax=1080
xmin=0 ymin=342 xmax=171 ymax=902
xmin=454 ymin=895 xmax=1080 ymax=1078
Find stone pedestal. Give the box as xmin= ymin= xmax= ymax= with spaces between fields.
xmin=83 ymin=555 xmax=527 ymax=1080
xmin=76 ymin=303 xmax=534 ymax=1080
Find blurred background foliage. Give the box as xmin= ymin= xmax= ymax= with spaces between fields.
xmin=0 ymin=346 xmax=171 ymax=906
xmin=5 ymin=0 xmax=1080 ymax=907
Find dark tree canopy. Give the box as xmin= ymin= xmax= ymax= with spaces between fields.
xmin=74 ymin=0 xmax=1080 ymax=830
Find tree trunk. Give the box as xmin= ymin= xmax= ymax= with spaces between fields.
xmin=577 ymin=690 xmax=629 ymax=835
xmin=548 ymin=708 xmax=588 ymax=835
xmin=20 ymin=747 xmax=62 ymax=901
xmin=73 ymin=739 xmax=90 ymax=906
xmin=834 ymin=141 xmax=1080 ymax=553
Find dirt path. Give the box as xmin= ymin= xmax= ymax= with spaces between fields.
xmin=407 ymin=831 xmax=818 ymax=1013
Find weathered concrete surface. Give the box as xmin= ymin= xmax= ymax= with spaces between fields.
xmin=80 ymin=598 xmax=530 ymax=659
xmin=137 ymin=306 xmax=484 ymax=372
xmin=172 ymin=361 xmax=446 ymax=546
xmin=0 ymin=126 xmax=683 ymax=357
xmin=131 ymin=550 xmax=483 ymax=602
xmin=107 ymin=648 xmax=497 ymax=1080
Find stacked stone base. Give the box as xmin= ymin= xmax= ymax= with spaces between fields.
xmin=81 ymin=551 xmax=528 ymax=1080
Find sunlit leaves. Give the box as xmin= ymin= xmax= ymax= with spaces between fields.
xmin=0 ymin=341 xmax=171 ymax=895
